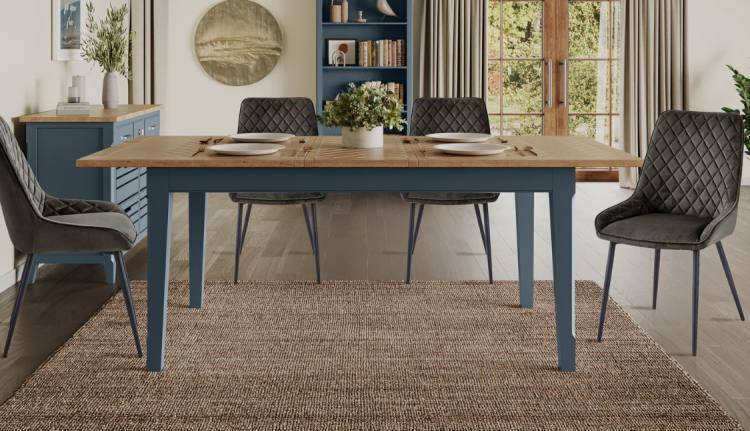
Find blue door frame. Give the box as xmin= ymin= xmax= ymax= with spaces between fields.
xmin=145 ymin=167 xmax=576 ymax=372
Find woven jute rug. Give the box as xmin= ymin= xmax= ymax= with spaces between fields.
xmin=0 ymin=280 xmax=742 ymax=430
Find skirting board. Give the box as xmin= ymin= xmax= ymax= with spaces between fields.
xmin=0 ymin=265 xmax=18 ymax=295
xmin=743 ymin=157 xmax=750 ymax=186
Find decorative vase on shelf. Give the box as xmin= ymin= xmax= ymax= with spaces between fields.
xmin=342 ymin=126 xmax=384 ymax=149
xmin=342 ymin=0 xmax=349 ymax=22
xmin=102 ymin=72 xmax=119 ymax=109
xmin=377 ymin=0 xmax=398 ymax=19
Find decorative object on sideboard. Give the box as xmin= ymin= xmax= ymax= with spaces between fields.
xmin=355 ymin=10 xmax=367 ymax=23
xmin=318 ymin=82 xmax=406 ymax=149
xmin=81 ymin=3 xmax=133 ymax=109
xmin=330 ymin=0 xmax=342 ymax=22
xmin=327 ymin=40 xmax=356 ymax=66
xmin=194 ymin=0 xmax=283 ymax=86
xmin=377 ymin=0 xmax=398 ymax=20
xmin=722 ymin=65 xmax=750 ymax=155
xmin=72 ymin=75 xmax=87 ymax=102
xmin=52 ymin=0 xmax=85 ymax=61
xmin=57 ymin=76 xmax=91 ymax=115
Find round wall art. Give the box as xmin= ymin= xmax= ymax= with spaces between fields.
xmin=194 ymin=0 xmax=283 ymax=86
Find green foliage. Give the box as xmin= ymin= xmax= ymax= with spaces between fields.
xmin=722 ymin=65 xmax=750 ymax=154
xmin=81 ymin=3 xmax=133 ymax=77
xmin=319 ymin=83 xmax=406 ymax=131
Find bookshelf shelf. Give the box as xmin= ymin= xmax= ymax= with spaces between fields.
xmin=316 ymin=0 xmax=413 ymax=135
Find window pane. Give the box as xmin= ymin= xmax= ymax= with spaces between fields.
xmin=487 ymin=61 xmax=502 ymax=113
xmin=502 ymin=1 xmax=543 ymax=59
xmin=611 ymin=1 xmax=621 ymax=59
xmin=569 ymin=115 xmax=610 ymax=144
xmin=568 ymin=60 xmax=610 ymax=113
xmin=491 ymin=115 xmax=543 ymax=136
xmin=611 ymin=115 xmax=621 ymax=149
xmin=569 ymin=1 xmax=612 ymax=59
xmin=611 ymin=60 xmax=620 ymax=113
xmin=488 ymin=1 xmax=502 ymax=59
xmin=503 ymin=61 xmax=543 ymax=113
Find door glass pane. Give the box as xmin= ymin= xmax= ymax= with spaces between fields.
xmin=502 ymin=115 xmax=544 ymax=136
xmin=503 ymin=61 xmax=544 ymax=113
xmin=569 ymin=1 xmax=612 ymax=59
xmin=569 ymin=115 xmax=610 ymax=144
xmin=568 ymin=60 xmax=610 ymax=113
xmin=487 ymin=61 xmax=502 ymax=114
xmin=501 ymin=1 xmax=543 ymax=58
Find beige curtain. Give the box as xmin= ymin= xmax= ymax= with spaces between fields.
xmin=619 ymin=0 xmax=686 ymax=188
xmin=419 ymin=0 xmax=487 ymax=99
xmin=129 ymin=0 xmax=167 ymax=104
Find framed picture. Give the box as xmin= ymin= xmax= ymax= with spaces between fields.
xmin=52 ymin=0 xmax=86 ymax=61
xmin=327 ymin=39 xmax=356 ymax=66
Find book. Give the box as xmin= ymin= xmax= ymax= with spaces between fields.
xmin=56 ymin=102 xmax=91 ymax=116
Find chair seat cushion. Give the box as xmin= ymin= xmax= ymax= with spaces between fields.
xmin=401 ymin=192 xmax=500 ymax=205
xmin=598 ymin=213 xmax=711 ymax=249
xmin=229 ymin=192 xmax=326 ymax=205
xmin=37 ymin=212 xmax=137 ymax=253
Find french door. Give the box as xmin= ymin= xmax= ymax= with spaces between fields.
xmin=488 ymin=0 xmax=621 ymax=179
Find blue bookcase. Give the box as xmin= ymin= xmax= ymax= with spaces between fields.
xmin=316 ymin=0 xmax=413 ymax=135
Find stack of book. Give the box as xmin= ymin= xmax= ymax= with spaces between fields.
xmin=56 ymin=102 xmax=91 ymax=116
xmin=382 ymin=82 xmax=405 ymax=104
xmin=357 ymin=40 xmax=406 ymax=67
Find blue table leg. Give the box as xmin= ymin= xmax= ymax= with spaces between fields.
xmin=549 ymin=169 xmax=576 ymax=372
xmin=146 ymin=169 xmax=173 ymax=372
xmin=189 ymin=192 xmax=207 ymax=309
xmin=515 ymin=193 xmax=535 ymax=309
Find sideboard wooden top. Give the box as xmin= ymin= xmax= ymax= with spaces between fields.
xmin=77 ymin=135 xmax=643 ymax=169
xmin=18 ymin=104 xmax=162 ymax=123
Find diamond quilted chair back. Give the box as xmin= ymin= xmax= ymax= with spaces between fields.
xmin=634 ymin=111 xmax=744 ymax=219
xmin=410 ymin=98 xmax=491 ymax=136
xmin=0 ymin=116 xmax=47 ymax=253
xmin=237 ymin=98 xmax=319 ymax=136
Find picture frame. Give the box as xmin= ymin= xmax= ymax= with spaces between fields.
xmin=327 ymin=39 xmax=357 ymax=66
xmin=52 ymin=0 xmax=86 ymax=61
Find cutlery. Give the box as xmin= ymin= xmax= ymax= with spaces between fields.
xmin=513 ymin=145 xmax=538 ymax=157
xmin=192 ymin=137 xmax=224 ymax=157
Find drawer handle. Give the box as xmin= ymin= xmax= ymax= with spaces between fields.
xmin=148 ymin=125 xmax=158 ymax=130
xmin=137 ymin=128 xmax=145 ymax=136
xmin=121 ymin=134 xmax=132 ymax=142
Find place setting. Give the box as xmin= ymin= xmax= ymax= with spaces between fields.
xmin=411 ymin=133 xmax=538 ymax=157
xmin=193 ymin=133 xmax=294 ymax=157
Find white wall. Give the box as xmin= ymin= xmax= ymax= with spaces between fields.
xmin=0 ymin=0 xmax=128 ymax=293
xmin=686 ymin=0 xmax=750 ymax=185
xmin=160 ymin=0 xmax=317 ymax=135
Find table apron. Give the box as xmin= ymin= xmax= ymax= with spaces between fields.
xmin=152 ymin=167 xmax=568 ymax=193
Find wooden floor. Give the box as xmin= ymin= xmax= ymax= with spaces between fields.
xmin=1 ymin=184 xmax=749 ymax=426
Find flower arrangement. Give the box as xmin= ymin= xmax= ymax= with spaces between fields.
xmin=81 ymin=3 xmax=133 ymax=77
xmin=722 ymin=65 xmax=750 ymax=155
xmin=319 ymin=82 xmax=406 ymax=131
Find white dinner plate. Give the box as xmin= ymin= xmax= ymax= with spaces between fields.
xmin=426 ymin=133 xmax=493 ymax=143
xmin=434 ymin=143 xmax=512 ymax=156
xmin=229 ymin=133 xmax=294 ymax=143
xmin=207 ymin=143 xmax=285 ymax=156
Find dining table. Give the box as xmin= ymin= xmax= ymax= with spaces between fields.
xmin=77 ymin=135 xmax=642 ymax=372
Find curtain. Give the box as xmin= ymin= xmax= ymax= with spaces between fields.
xmin=619 ymin=0 xmax=686 ymax=188
xmin=129 ymin=0 xmax=161 ymax=104
xmin=419 ymin=0 xmax=487 ymax=99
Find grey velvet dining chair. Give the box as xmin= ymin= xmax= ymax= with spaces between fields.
xmin=0 ymin=116 xmax=141 ymax=358
xmin=595 ymin=110 xmax=746 ymax=356
xmin=229 ymin=98 xmax=324 ymax=284
xmin=403 ymin=98 xmax=499 ymax=283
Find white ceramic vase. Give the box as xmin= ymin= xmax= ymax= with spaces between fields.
xmin=342 ymin=126 xmax=384 ymax=149
xmin=103 ymin=72 xmax=119 ymax=109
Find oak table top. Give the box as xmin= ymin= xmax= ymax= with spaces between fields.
xmin=18 ymin=104 xmax=162 ymax=123
xmin=77 ymin=135 xmax=643 ymax=169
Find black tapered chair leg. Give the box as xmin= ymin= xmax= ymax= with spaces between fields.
xmin=234 ymin=204 xmax=244 ymax=284
xmin=115 ymin=252 xmax=143 ymax=357
xmin=474 ymin=204 xmax=487 ymax=254
xmin=406 ymin=203 xmax=416 ymax=284
xmin=716 ymin=242 xmax=746 ymax=321
xmin=311 ymin=203 xmax=322 ymax=284
xmin=483 ymin=203 xmax=493 ymax=284
xmin=3 ymin=255 xmax=33 ymax=358
xmin=411 ymin=204 xmax=425 ymax=255
xmin=652 ymin=249 xmax=661 ymax=310
xmin=692 ymin=250 xmax=701 ymax=356
xmin=597 ymin=242 xmax=617 ymax=342
xmin=302 ymin=205 xmax=315 ymax=251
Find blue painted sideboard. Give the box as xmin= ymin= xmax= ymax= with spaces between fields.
xmin=19 ymin=105 xmax=161 ymax=284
